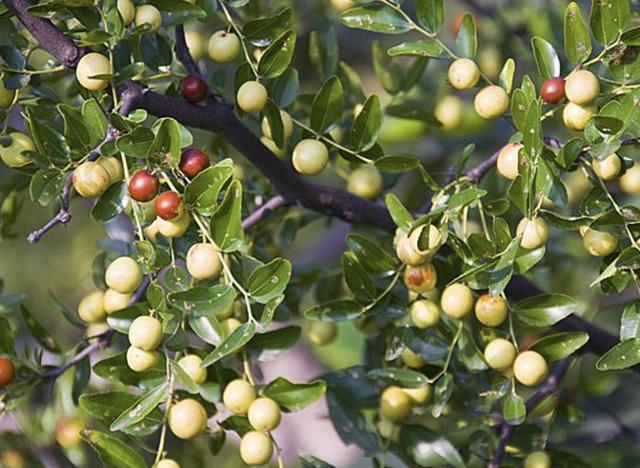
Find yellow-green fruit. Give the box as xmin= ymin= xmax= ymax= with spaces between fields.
xmin=85 ymin=322 xmax=110 ymax=342
xmin=73 ymin=161 xmax=111 ymax=198
xmin=592 ymin=153 xmax=621 ymax=181
xmin=484 ymin=338 xmax=516 ymax=371
xmin=237 ymin=81 xmax=268 ymax=113
xmin=524 ymin=450 xmax=551 ymax=468
xmin=126 ymin=346 xmax=159 ymax=372
xmin=478 ymin=46 xmax=502 ymax=79
xmin=0 ymin=132 xmax=33 ymax=168
xmin=144 ymin=219 xmax=160 ymax=242
xmin=247 ymin=397 xmax=281 ymax=432
xmin=0 ymin=80 xmax=16 ymax=109
xmin=513 ymin=351 xmax=549 ymax=387
xmin=128 ymin=315 xmax=163 ymax=351
xmin=208 ymin=30 xmax=241 ymax=63
xmin=474 ymin=294 xmax=508 ymax=327
xmin=239 ymin=431 xmax=273 ymax=466
xmin=496 ymin=143 xmax=522 ymax=180
xmin=582 ymin=228 xmax=618 ymax=257
xmin=105 ymin=256 xmax=143 ymax=294
xmin=566 ymin=169 xmax=591 ymax=204
xmin=157 ymin=459 xmax=181 ymax=468
xmin=474 ymin=86 xmax=509 ymax=119
xmin=186 ymin=243 xmax=222 ymax=280
xmin=168 ymin=399 xmax=208 ymax=439
xmin=347 ymin=165 xmax=384 ymax=199
xmin=563 ymin=102 xmax=596 ymax=131
xmin=441 ymin=283 xmax=474 ymax=319
xmin=409 ymin=224 xmax=443 ymax=258
xmin=223 ymin=379 xmax=256 ymax=415
xmin=379 ymin=386 xmax=412 ymax=423
xmin=260 ymin=137 xmax=285 ymax=158
xmin=75 ymin=53 xmax=111 ymax=92
xmin=292 ymin=139 xmax=329 ymax=175
xmin=157 ymin=211 xmax=191 ymax=238
xmin=117 ymin=0 xmax=135 ymax=26
xmin=565 ymin=70 xmax=600 ymax=105
xmin=410 ymin=300 xmax=440 ymax=328
xmin=55 ymin=418 xmax=85 ymax=449
xmin=1 ymin=449 xmax=25 ymax=468
xmin=401 ymin=348 xmax=426 ymax=368
xmin=620 ymin=162 xmax=640 ymax=195
xmin=78 ymin=290 xmax=107 ymax=323
xmin=306 ymin=320 xmax=337 ymax=346
xmin=448 ymin=58 xmax=480 ymax=90
xmin=403 ymin=385 xmax=431 ymax=405
xmin=396 ymin=233 xmax=427 ymax=266
xmin=184 ymin=30 xmax=207 ymax=62
xmin=138 ymin=198 xmax=157 ymax=223
xmin=177 ymin=354 xmax=207 ymax=385
xmin=377 ymin=418 xmax=400 ymax=442
xmin=97 ymin=156 xmax=124 ymax=184
xmin=135 ymin=4 xmax=162 ymax=32
xmin=434 ymin=95 xmax=463 ymax=130
xmin=261 ymin=111 xmax=294 ymax=141
xmin=403 ymin=263 xmax=438 ymax=294
xmin=103 ymin=288 xmax=131 ymax=314
xmin=221 ymin=318 xmax=241 ymax=337
xmin=330 ymin=0 xmax=354 ymax=10
xmin=516 ymin=217 xmax=549 ymax=250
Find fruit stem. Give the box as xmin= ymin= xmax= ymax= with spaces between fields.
xmin=218 ymin=1 xmax=259 ymax=79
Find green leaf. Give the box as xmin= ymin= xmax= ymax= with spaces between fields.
xmin=202 ymin=322 xmax=256 ymax=366
xmin=621 ymin=300 xmax=640 ymax=341
xmin=416 ymin=0 xmax=444 ymax=33
xmin=345 ymin=234 xmax=397 ymax=275
xmin=243 ymin=7 xmax=292 ymax=42
xmin=401 ymin=425 xmax=465 ymax=468
xmin=82 ymin=430 xmax=146 ymax=468
xmin=513 ymin=294 xmax=579 ymax=327
xmin=248 ymin=325 xmax=300 ymax=361
xmin=448 ymin=188 xmax=487 ymax=209
xmin=340 ymin=6 xmax=412 ymax=34
xmin=590 ymin=0 xmax=629 ymax=45
xmin=596 ymin=338 xmax=640 ymax=370
xmin=375 ymin=155 xmax=419 ymax=173
xmin=531 ymin=332 xmax=589 ymax=361
xmin=184 ymin=162 xmax=233 ymax=215
xmin=147 ymin=118 xmax=181 ymax=167
xmin=257 ymin=29 xmax=297 ymax=79
xmin=29 ymin=169 xmax=65 ymax=206
xmin=0 ymin=317 xmax=14 ymax=355
xmin=341 ymin=252 xmax=376 ymax=302
xmin=310 ymin=76 xmax=344 ymax=134
xmin=247 ymin=258 xmax=292 ymax=304
xmin=188 ymin=314 xmax=223 ymax=345
xmin=489 ymin=238 xmax=520 ymax=297
xmin=170 ymin=360 xmax=200 ymax=394
xmin=303 ymin=300 xmax=364 ymax=322
xmin=58 ymin=104 xmax=93 ymax=154
xmin=385 ymin=193 xmax=413 ymax=230
xmin=168 ymin=285 xmax=237 ymax=318
xmin=499 ymin=58 xmax=516 ymax=93
xmin=455 ymin=13 xmax=477 ymax=59
xmin=531 ymin=36 xmax=560 ymax=80
xmin=263 ymin=377 xmax=326 ymax=411
xmin=21 ymin=305 xmax=60 ymax=352
xmin=272 ymin=68 xmax=299 ymax=107
xmin=387 ymin=40 xmax=443 ymax=58
xmin=91 ymin=182 xmax=128 ymax=221
xmin=503 ymin=394 xmax=526 ymax=425
xmin=564 ymin=2 xmax=592 ymax=63
xmin=116 ymin=128 xmax=155 ymax=158
xmin=367 ymin=368 xmax=428 ymax=388
xmin=212 ymin=180 xmax=244 ymax=252
xmin=82 ymin=99 xmax=109 ymax=145
xmin=350 ymin=95 xmax=381 ymax=152
xmin=110 ymin=383 xmax=167 ymax=432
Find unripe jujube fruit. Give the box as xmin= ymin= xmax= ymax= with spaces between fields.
xmin=563 ymin=102 xmax=596 ymax=131
xmin=410 ymin=300 xmax=440 ymax=328
xmin=186 ymin=243 xmax=222 ymax=280
xmin=401 ymin=348 xmax=426 ymax=368
xmin=208 ymin=30 xmax=241 ymax=63
xmin=379 ymin=386 xmax=412 ymax=423
xmin=128 ymin=315 xmax=163 ymax=351
xmin=540 ymin=77 xmax=565 ymax=104
xmin=0 ymin=358 xmax=16 ymax=387
xmin=474 ymin=85 xmax=509 ymax=119
xmin=236 ymin=81 xmax=268 ymax=113
xmin=620 ymin=162 xmax=640 ymax=195
xmin=565 ymin=70 xmax=600 ymax=105
xmin=330 ymin=0 xmax=354 ymax=10
xmin=181 ymin=75 xmax=208 ymax=104
xmin=306 ymin=320 xmax=338 ymax=346
xmin=135 ymin=4 xmax=162 ymax=32
xmin=240 ymin=431 xmax=274 ymax=466
xmin=474 ymin=294 xmax=508 ymax=327
xmin=0 ymin=80 xmax=16 ymax=109
xmin=403 ymin=263 xmax=437 ymax=293
xmin=592 ymin=153 xmax=621 ymax=181
xmin=97 ymin=156 xmax=124 ymax=184
xmin=116 ymin=0 xmax=135 ymax=26
xmin=78 ymin=290 xmax=107 ymax=323
xmin=261 ymin=136 xmax=285 ymax=158
xmin=85 ymin=322 xmax=110 ymax=343
xmin=75 ymin=53 xmax=111 ymax=91
xmin=105 ymin=256 xmax=143 ymax=294
xmin=448 ymin=58 xmax=480 ymax=90
xmin=347 ymin=165 xmax=383 ymax=199
xmin=396 ymin=225 xmax=442 ymax=265
xmin=221 ymin=317 xmax=241 ymax=338
xmin=157 ymin=459 xmax=181 ymax=468
xmin=582 ymin=228 xmax=618 ymax=257
xmin=129 ymin=170 xmax=159 ymax=202
xmin=484 ymin=338 xmax=516 ymax=371
xmin=434 ymin=95 xmax=463 ymax=130
xmin=478 ymin=46 xmax=502 ymax=79
xmin=496 ymin=143 xmax=522 ymax=180
xmin=0 ymin=132 xmax=34 ymax=168
xmin=168 ymin=399 xmax=208 ymax=439
xmin=516 ymin=217 xmax=549 ymax=250
xmin=184 ymin=30 xmax=207 ymax=62
xmin=155 ymin=191 xmax=184 ymax=221
xmin=126 ymin=346 xmax=159 ymax=372
xmin=248 ymin=397 xmax=281 ymax=432
xmin=524 ymin=451 xmax=551 ymax=468
xmin=179 ymin=148 xmax=210 ymax=178
xmin=513 ymin=351 xmax=549 ymax=386
xmin=402 ymin=385 xmax=431 ymax=405
xmin=261 ymin=111 xmax=294 ymax=142
xmin=223 ymin=379 xmax=256 ymax=415
xmin=72 ymin=161 xmax=111 ymax=198
xmin=157 ymin=211 xmax=191 ymax=238
xmin=177 ymin=354 xmax=207 ymax=385
xmin=292 ymin=139 xmax=329 ymax=175
xmin=103 ymin=288 xmax=131 ymax=314
xmin=54 ymin=418 xmax=84 ymax=449
xmin=441 ymin=283 xmax=474 ymax=319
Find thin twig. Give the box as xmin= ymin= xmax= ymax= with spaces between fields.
xmin=242 ymin=194 xmax=288 ymax=231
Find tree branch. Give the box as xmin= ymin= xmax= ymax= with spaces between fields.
xmin=174 ymin=24 xmax=201 ymax=77
xmin=242 ymin=194 xmax=289 ymax=231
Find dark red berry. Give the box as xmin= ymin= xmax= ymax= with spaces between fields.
xmin=156 ymin=191 xmax=183 ymax=220
xmin=181 ymin=75 xmax=208 ymax=104
xmin=541 ymin=77 xmax=566 ymax=104
xmin=128 ymin=170 xmax=159 ymax=202
xmin=179 ymin=148 xmax=210 ymax=178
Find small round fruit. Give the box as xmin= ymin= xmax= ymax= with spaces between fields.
xmin=180 ymin=75 xmax=208 ymax=104
xmin=292 ymin=139 xmax=329 ymax=175
xmin=0 ymin=80 xmax=16 ymax=109
xmin=401 ymin=348 xmax=426 ymax=368
xmin=402 ymin=385 xmax=431 ymax=405
xmin=72 ymin=161 xmax=111 ymax=198
xmin=1 ymin=449 xmax=24 ymax=468
xmin=377 ymin=418 xmax=400 ymax=442
xmin=582 ymin=228 xmax=618 ymax=257
xmin=441 ymin=283 xmax=474 ymax=319
xmin=306 ymin=320 xmax=337 ymax=346
xmin=260 ymin=137 xmax=285 ymax=158
xmin=563 ymin=102 xmax=596 ymax=131
xmin=179 ymin=148 xmax=210 ymax=178
xmin=126 ymin=346 xmax=159 ymax=372
xmin=396 ymin=234 xmax=426 ymax=266
xmin=592 ymin=153 xmax=621 ymax=181
xmin=129 ymin=315 xmax=163 ymax=351
xmin=478 ymin=46 xmax=502 ymax=79
xmin=0 ymin=132 xmax=34 ymax=168
xmin=541 ymin=77 xmax=566 ymax=104
xmin=221 ymin=318 xmax=242 ymax=338
xmin=184 ymin=30 xmax=207 ymax=62
xmin=97 ymin=156 xmax=124 ymax=184
xmin=85 ymin=322 xmax=110 ymax=343
xmin=223 ymin=379 xmax=256 ymax=415
xmin=620 ymin=162 xmax=640 ymax=195
xmin=347 ymin=165 xmax=383 ymax=199
xmin=379 ymin=386 xmax=412 ymax=423
xmin=474 ymin=85 xmax=509 ymax=119
xmin=410 ymin=300 xmax=440 ymax=328
xmin=484 ymin=338 xmax=516 ymax=371
xmin=448 ymin=58 xmax=480 ymax=90
xmin=237 ymin=81 xmax=268 ymax=113
xmin=524 ymin=451 xmax=551 ymax=468
xmin=513 ymin=351 xmax=549 ymax=387
xmin=0 ymin=358 xmax=15 ymax=387
xmin=76 ymin=53 xmax=111 ymax=91
xmin=155 ymin=191 xmax=183 ymax=221
xmin=261 ymin=111 xmax=294 ymax=141
xmin=186 ymin=243 xmax=222 ymax=280
xmin=565 ymin=70 xmax=600 ymax=105
xmin=55 ymin=418 xmax=84 ymax=449
xmin=117 ymin=0 xmax=135 ymax=26
xmin=105 ymin=256 xmax=143 ymax=294
xmin=240 ymin=431 xmax=273 ymax=466
xmin=516 ymin=217 xmax=549 ymax=250
xmin=157 ymin=211 xmax=191 ymax=238
xmin=103 ymin=288 xmax=132 ymax=314
xmin=157 ymin=459 xmax=181 ymax=468
xmin=403 ymin=263 xmax=437 ymax=294
xmin=474 ymin=294 xmax=508 ymax=327
xmin=208 ymin=30 xmax=241 ymax=63
xmin=177 ymin=354 xmax=207 ymax=385
xmin=330 ymin=0 xmax=354 ymax=10
xmin=129 ymin=170 xmax=159 ymax=202
xmin=78 ymin=290 xmax=107 ymax=323
xmin=168 ymin=399 xmax=208 ymax=439
xmin=248 ymin=397 xmax=281 ymax=432
xmin=135 ymin=4 xmax=162 ymax=31
xmin=434 ymin=95 xmax=463 ymax=130
xmin=496 ymin=143 xmax=522 ymax=180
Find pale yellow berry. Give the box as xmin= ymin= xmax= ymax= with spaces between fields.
xmin=484 ymin=338 xmax=516 ymax=371
xmin=565 ymin=70 xmax=600 ymax=105
xmin=135 ymin=4 xmax=162 ymax=32
xmin=496 ymin=143 xmax=522 ymax=180
xmin=78 ymin=290 xmax=107 ymax=323
xmin=448 ymin=58 xmax=480 ymax=90
xmin=186 ymin=243 xmax=222 ymax=280
xmin=516 ymin=217 xmax=549 ymax=250
xmin=441 ymin=283 xmax=474 ymax=319
xmin=103 ymin=288 xmax=132 ymax=314
xmin=563 ymin=102 xmax=596 ymax=131
xmin=75 ymin=53 xmax=111 ymax=92
xmin=177 ymin=354 xmax=207 ymax=385
xmin=474 ymin=86 xmax=509 ymax=119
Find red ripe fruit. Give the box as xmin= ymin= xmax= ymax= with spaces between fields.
xmin=179 ymin=148 xmax=210 ymax=178
xmin=0 ymin=358 xmax=15 ymax=387
xmin=156 ymin=191 xmax=183 ymax=220
xmin=129 ymin=170 xmax=159 ymax=202
xmin=541 ymin=77 xmax=566 ymax=104
xmin=181 ymin=75 xmax=208 ymax=104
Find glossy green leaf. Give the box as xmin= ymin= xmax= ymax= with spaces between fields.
xmin=310 ymin=76 xmax=344 ymax=134
xmin=202 ymin=322 xmax=256 ymax=366
xmin=387 ymin=40 xmax=443 ymax=58
xmin=340 ymin=6 xmax=412 ymax=34
xmin=258 ymin=29 xmax=297 ymax=79
xmin=590 ymin=0 xmax=629 ymax=45
xmin=621 ymin=300 xmax=640 ymax=341
xmin=168 ymin=285 xmax=237 ymax=318
xmin=385 ymin=193 xmax=413 ymax=230
xmin=455 ymin=14 xmax=477 ymax=59
xmin=564 ymin=2 xmax=592 ymax=63
xmin=416 ymin=0 xmax=444 ymax=33
xmin=513 ymin=294 xmax=579 ymax=327
xmin=247 ymin=258 xmax=292 ymax=304
xmin=367 ymin=368 xmax=428 ymax=388
xmin=110 ymin=383 xmax=167 ymax=431
xmin=401 ymin=425 xmax=465 ymax=468
xmin=531 ymin=332 xmax=589 ymax=361
xmin=82 ymin=430 xmax=146 ymax=468
xmin=531 ymin=36 xmax=560 ymax=80
xmin=263 ymin=377 xmax=326 ymax=411
xmin=350 ymin=95 xmax=381 ymax=152
xmin=596 ymin=338 xmax=640 ymax=370
xmin=212 ymin=180 xmax=244 ymax=252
